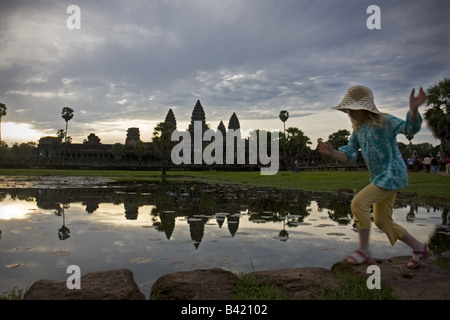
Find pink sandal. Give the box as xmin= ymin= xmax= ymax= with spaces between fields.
xmin=407 ymin=245 xmax=432 ymax=269
xmin=344 ymin=249 xmax=371 ymax=266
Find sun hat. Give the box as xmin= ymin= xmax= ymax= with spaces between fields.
xmin=332 ymin=85 xmax=381 ymax=114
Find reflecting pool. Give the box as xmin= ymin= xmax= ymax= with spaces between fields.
xmin=0 ymin=179 xmax=447 ymax=298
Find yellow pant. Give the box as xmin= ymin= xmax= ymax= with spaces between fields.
xmin=351 ymin=183 xmax=406 ymax=245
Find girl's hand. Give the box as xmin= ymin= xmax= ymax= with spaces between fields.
xmin=317 ymin=139 xmax=349 ymax=163
xmin=409 ymin=87 xmax=427 ymax=121
xmin=317 ymin=139 xmax=334 ymax=157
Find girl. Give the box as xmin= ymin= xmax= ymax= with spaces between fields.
xmin=317 ymin=85 xmax=431 ymax=268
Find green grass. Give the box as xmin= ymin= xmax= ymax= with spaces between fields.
xmin=0 ymin=287 xmax=25 ymax=300
xmin=327 ymin=271 xmax=397 ymax=300
xmin=232 ymin=272 xmax=288 ymax=300
xmin=231 ymin=269 xmax=397 ymax=300
xmin=0 ymin=168 xmax=448 ymax=203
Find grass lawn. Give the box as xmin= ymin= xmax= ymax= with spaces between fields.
xmin=0 ymin=168 xmax=448 ymax=203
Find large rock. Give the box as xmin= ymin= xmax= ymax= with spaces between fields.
xmin=22 ymin=256 xmax=450 ymax=300
xmin=24 ymin=268 xmax=145 ymax=300
xmin=150 ymin=268 xmax=239 ymax=300
xmin=331 ymin=255 xmax=450 ymax=300
xmin=150 ymin=256 xmax=450 ymax=300
xmin=249 ymin=267 xmax=338 ymax=300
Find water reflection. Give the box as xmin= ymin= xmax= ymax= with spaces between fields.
xmin=0 ymin=181 xmax=448 ymax=298
xmin=1 ymin=183 xmax=359 ymax=245
xmin=1 ymin=183 xmax=448 ymax=246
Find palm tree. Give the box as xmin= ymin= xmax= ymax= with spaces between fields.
xmin=54 ymin=204 xmax=71 ymax=240
xmin=285 ymin=127 xmax=312 ymax=155
xmin=56 ymin=129 xmax=65 ymax=142
xmin=0 ymin=103 xmax=7 ymax=142
xmin=424 ymin=78 xmax=450 ymax=157
xmin=279 ymin=110 xmax=289 ymax=136
xmin=61 ymin=107 xmax=74 ymax=137
xmin=153 ymin=121 xmax=176 ymax=176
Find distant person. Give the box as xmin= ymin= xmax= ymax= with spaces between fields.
xmin=431 ymin=156 xmax=439 ymax=174
xmin=423 ymin=155 xmax=431 ymax=174
xmin=318 ymin=85 xmax=431 ymax=268
xmin=437 ymin=151 xmax=442 ymax=172
xmin=292 ymin=160 xmax=299 ymax=173
xmin=407 ymin=156 xmax=415 ymax=171
xmin=446 ymin=156 xmax=450 ymax=175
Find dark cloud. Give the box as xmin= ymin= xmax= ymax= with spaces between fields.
xmin=1 ymin=0 xmax=448 ymax=144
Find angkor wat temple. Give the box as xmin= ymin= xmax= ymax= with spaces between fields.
xmin=34 ymin=100 xmax=325 ymax=170
xmin=36 ymin=100 xmax=251 ymax=169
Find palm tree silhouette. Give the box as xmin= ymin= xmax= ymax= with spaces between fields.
xmin=0 ymin=103 xmax=7 ymax=142
xmin=279 ymin=110 xmax=289 ymax=136
xmin=424 ymin=78 xmax=449 ymax=158
xmin=61 ymin=107 xmax=74 ymax=138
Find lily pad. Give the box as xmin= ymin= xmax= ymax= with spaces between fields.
xmin=251 ymin=219 xmax=267 ymax=223
xmin=147 ymin=238 xmax=162 ymax=242
xmin=191 ymin=262 xmax=210 ymax=268
xmin=5 ymin=263 xmax=24 ymax=268
xmin=129 ymin=257 xmax=160 ymax=264
xmin=326 ymin=232 xmax=346 ymax=236
xmin=43 ymin=250 xmax=71 ymax=256
xmin=315 ymin=224 xmax=335 ymax=228
xmin=167 ymin=260 xmax=184 ymax=266
xmin=88 ymin=226 xmax=108 ymax=231
xmin=12 ymin=246 xmax=35 ymax=252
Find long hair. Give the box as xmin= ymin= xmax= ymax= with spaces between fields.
xmin=350 ymin=111 xmax=386 ymax=131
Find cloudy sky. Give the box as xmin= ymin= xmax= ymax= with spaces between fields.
xmin=0 ymin=0 xmax=448 ymax=147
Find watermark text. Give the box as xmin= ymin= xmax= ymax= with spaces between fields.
xmin=66 ymin=5 xmax=81 ymax=30
xmin=366 ymin=265 xmax=381 ymax=289
xmin=66 ymin=265 xmax=81 ymax=289
xmin=366 ymin=5 xmax=381 ymax=30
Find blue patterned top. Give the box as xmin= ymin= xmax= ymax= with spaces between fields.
xmin=339 ymin=112 xmax=422 ymax=190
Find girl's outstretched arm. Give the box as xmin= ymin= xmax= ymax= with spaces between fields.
xmin=317 ymin=139 xmax=349 ymax=163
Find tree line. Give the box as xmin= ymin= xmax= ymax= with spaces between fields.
xmin=0 ymin=78 xmax=448 ymax=166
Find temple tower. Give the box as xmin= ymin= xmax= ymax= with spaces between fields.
xmin=228 ymin=112 xmax=240 ymax=130
xmin=188 ymin=100 xmax=209 ymax=136
xmin=217 ymin=121 xmax=226 ymax=136
xmin=125 ymin=127 xmax=141 ymax=146
xmin=164 ymin=109 xmax=177 ymax=129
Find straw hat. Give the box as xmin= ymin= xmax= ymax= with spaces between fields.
xmin=332 ymin=85 xmax=381 ymax=114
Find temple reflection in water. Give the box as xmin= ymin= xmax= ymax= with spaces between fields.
xmin=0 ymin=182 xmax=357 ymax=248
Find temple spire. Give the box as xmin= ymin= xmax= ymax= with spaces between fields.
xmin=164 ymin=109 xmax=177 ymax=129
xmin=217 ymin=121 xmax=226 ymax=135
xmin=228 ymin=112 xmax=240 ymax=130
xmin=188 ymin=100 xmax=208 ymax=135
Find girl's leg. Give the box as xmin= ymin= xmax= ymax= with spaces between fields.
xmin=345 ymin=183 xmax=396 ymax=264
xmin=358 ymin=229 xmax=370 ymax=253
xmin=373 ymin=192 xmax=431 ymax=268
xmin=400 ymin=232 xmax=424 ymax=252
xmin=400 ymin=232 xmax=432 ymax=268
xmin=372 ymin=192 xmax=405 ymax=245
xmin=373 ymin=192 xmax=422 ymax=249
